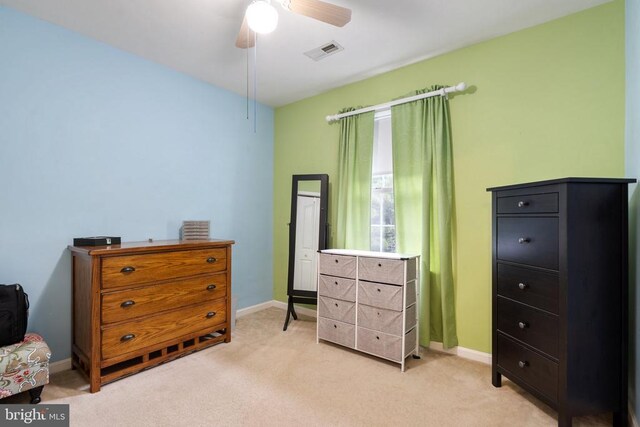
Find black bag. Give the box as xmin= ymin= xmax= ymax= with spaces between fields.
xmin=0 ymin=284 xmax=29 ymax=346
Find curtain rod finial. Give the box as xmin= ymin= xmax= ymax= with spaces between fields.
xmin=456 ymin=82 xmax=467 ymax=91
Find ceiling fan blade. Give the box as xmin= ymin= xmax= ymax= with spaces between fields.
xmin=284 ymin=0 xmax=352 ymax=27
xmin=235 ymin=15 xmax=256 ymax=49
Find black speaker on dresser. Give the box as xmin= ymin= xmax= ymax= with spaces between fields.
xmin=487 ymin=178 xmax=635 ymax=427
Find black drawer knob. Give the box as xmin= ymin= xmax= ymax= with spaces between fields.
xmin=334 ymin=324 xmax=337 ymax=328
xmin=518 ymin=360 xmax=529 ymax=368
xmin=377 ymin=288 xmax=381 ymax=292
xmin=518 ymin=321 xmax=528 ymax=329
xmin=518 ymin=282 xmax=528 ymax=290
xmin=335 ymin=303 xmax=338 ymax=307
xmin=335 ymin=259 xmax=339 ymax=263
xmin=518 ymin=237 xmax=531 ymax=244
xmin=378 ymin=263 xmax=382 ymax=267
xmin=334 ymin=281 xmax=338 ymax=285
xmin=121 ymin=334 xmax=135 ymax=342
xmin=376 ymin=336 xmax=380 ymax=340
xmin=207 ymin=284 xmax=217 ymax=291
xmin=206 ymin=311 xmax=216 ymax=318
xmin=517 ymin=201 xmax=529 ymax=208
xmin=206 ymin=257 xmax=217 ymax=264
xmin=120 ymin=266 xmax=135 ymax=273
xmin=120 ymin=300 xmax=135 ymax=308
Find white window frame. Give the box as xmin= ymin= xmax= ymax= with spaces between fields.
xmin=371 ymin=108 xmax=396 ymax=253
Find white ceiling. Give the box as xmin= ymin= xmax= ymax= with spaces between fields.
xmin=0 ymin=0 xmax=610 ymax=107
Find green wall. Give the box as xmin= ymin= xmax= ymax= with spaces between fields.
xmin=274 ymin=1 xmax=625 ymax=353
xmin=625 ymin=0 xmax=640 ymax=417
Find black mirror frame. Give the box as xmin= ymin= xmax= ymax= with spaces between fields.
xmin=283 ymin=173 xmax=329 ymax=331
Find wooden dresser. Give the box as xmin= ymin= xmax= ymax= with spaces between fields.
xmin=68 ymin=239 xmax=234 ymax=393
xmin=317 ymin=249 xmax=419 ymax=371
xmin=488 ymin=178 xmax=634 ymax=426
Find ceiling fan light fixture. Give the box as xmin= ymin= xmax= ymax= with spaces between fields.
xmin=246 ymin=0 xmax=279 ymax=34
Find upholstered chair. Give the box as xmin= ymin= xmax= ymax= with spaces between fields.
xmin=0 ymin=333 xmax=51 ymax=403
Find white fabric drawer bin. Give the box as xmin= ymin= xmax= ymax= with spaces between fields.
xmin=357 ymin=327 xmax=417 ymax=362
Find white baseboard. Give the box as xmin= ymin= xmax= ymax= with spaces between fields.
xmin=237 ymin=300 xmax=319 ymax=319
xmin=270 ymin=300 xmax=317 ymax=318
xmin=236 ymin=300 xmax=275 ymax=318
xmin=427 ymin=341 xmax=492 ymax=365
xmin=49 ymin=358 xmax=72 ymax=374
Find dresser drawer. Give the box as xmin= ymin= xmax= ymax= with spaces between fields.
xmin=318 ymin=296 xmax=355 ymax=325
xmin=102 ymin=248 xmax=227 ymax=289
xmin=497 ymin=263 xmax=558 ymax=314
xmin=497 ymin=296 xmax=558 ymax=358
xmin=101 ymin=273 xmax=227 ymax=324
xmin=497 ymin=217 xmax=559 ymax=270
xmin=358 ymin=280 xmax=416 ymax=312
xmin=497 ymin=334 xmax=558 ymax=403
xmin=357 ymin=326 xmax=416 ymax=362
xmin=318 ymin=317 xmax=355 ymax=348
xmin=358 ymin=303 xmax=416 ymax=336
xmin=359 ymin=257 xmax=410 ymax=285
xmin=101 ymin=299 xmax=227 ymax=360
xmin=319 ymin=254 xmax=356 ymax=279
xmin=318 ymin=275 xmax=356 ymax=302
xmin=497 ymin=193 xmax=558 ymax=214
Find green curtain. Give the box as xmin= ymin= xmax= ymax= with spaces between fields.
xmin=335 ymin=110 xmax=375 ymax=250
xmin=391 ymin=86 xmax=458 ymax=348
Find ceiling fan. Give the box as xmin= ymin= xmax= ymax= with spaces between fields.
xmin=235 ymin=0 xmax=352 ymax=49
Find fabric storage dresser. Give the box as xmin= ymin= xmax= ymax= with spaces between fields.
xmin=317 ymin=249 xmax=419 ymax=371
xmin=487 ymin=178 xmax=634 ymax=427
xmin=68 ymin=239 xmax=234 ymax=393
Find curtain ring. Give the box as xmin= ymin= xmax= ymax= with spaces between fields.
xmin=440 ymin=87 xmax=448 ymax=99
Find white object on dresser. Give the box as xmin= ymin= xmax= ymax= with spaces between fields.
xmin=317 ymin=249 xmax=420 ymax=371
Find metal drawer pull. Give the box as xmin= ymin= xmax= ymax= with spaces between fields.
xmin=335 ymin=303 xmax=338 ymax=307
xmin=517 ymin=201 xmax=529 ymax=208
xmin=376 ymin=336 xmax=380 ymax=340
xmin=206 ymin=257 xmax=217 ymax=264
xmin=334 ymin=281 xmax=338 ymax=285
xmin=518 ymin=282 xmax=528 ymax=290
xmin=120 ymin=300 xmax=135 ymax=308
xmin=518 ymin=360 xmax=529 ymax=368
xmin=377 ymin=288 xmax=381 ymax=292
xmin=120 ymin=266 xmax=135 ymax=273
xmin=120 ymin=334 xmax=135 ymax=342
xmin=207 ymin=284 xmax=217 ymax=291
xmin=518 ymin=237 xmax=531 ymax=244
xmin=518 ymin=321 xmax=528 ymax=329
xmin=333 ymin=324 xmax=337 ymax=328
xmin=206 ymin=311 xmax=216 ymax=318
xmin=378 ymin=263 xmax=382 ymax=267
xmin=335 ymin=259 xmax=339 ymax=263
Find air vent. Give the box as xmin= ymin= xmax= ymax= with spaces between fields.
xmin=304 ymin=41 xmax=344 ymax=61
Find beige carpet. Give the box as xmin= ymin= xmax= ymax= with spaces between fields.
xmin=5 ymin=307 xmax=612 ymax=426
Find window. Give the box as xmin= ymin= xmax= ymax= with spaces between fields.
xmin=371 ymin=111 xmax=396 ymax=252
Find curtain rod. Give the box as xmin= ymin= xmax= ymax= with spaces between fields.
xmin=325 ymin=82 xmax=467 ymax=123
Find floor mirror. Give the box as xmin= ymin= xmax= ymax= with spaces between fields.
xmin=283 ymin=174 xmax=329 ymax=331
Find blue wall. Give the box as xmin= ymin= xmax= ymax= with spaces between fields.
xmin=627 ymin=0 xmax=640 ymax=420
xmin=0 ymin=6 xmax=274 ymax=362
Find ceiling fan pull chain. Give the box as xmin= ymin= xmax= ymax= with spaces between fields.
xmin=246 ymin=31 xmax=250 ymax=120
xmin=254 ymin=32 xmax=258 ymax=134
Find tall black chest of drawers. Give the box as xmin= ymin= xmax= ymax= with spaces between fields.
xmin=488 ymin=178 xmax=635 ymax=427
